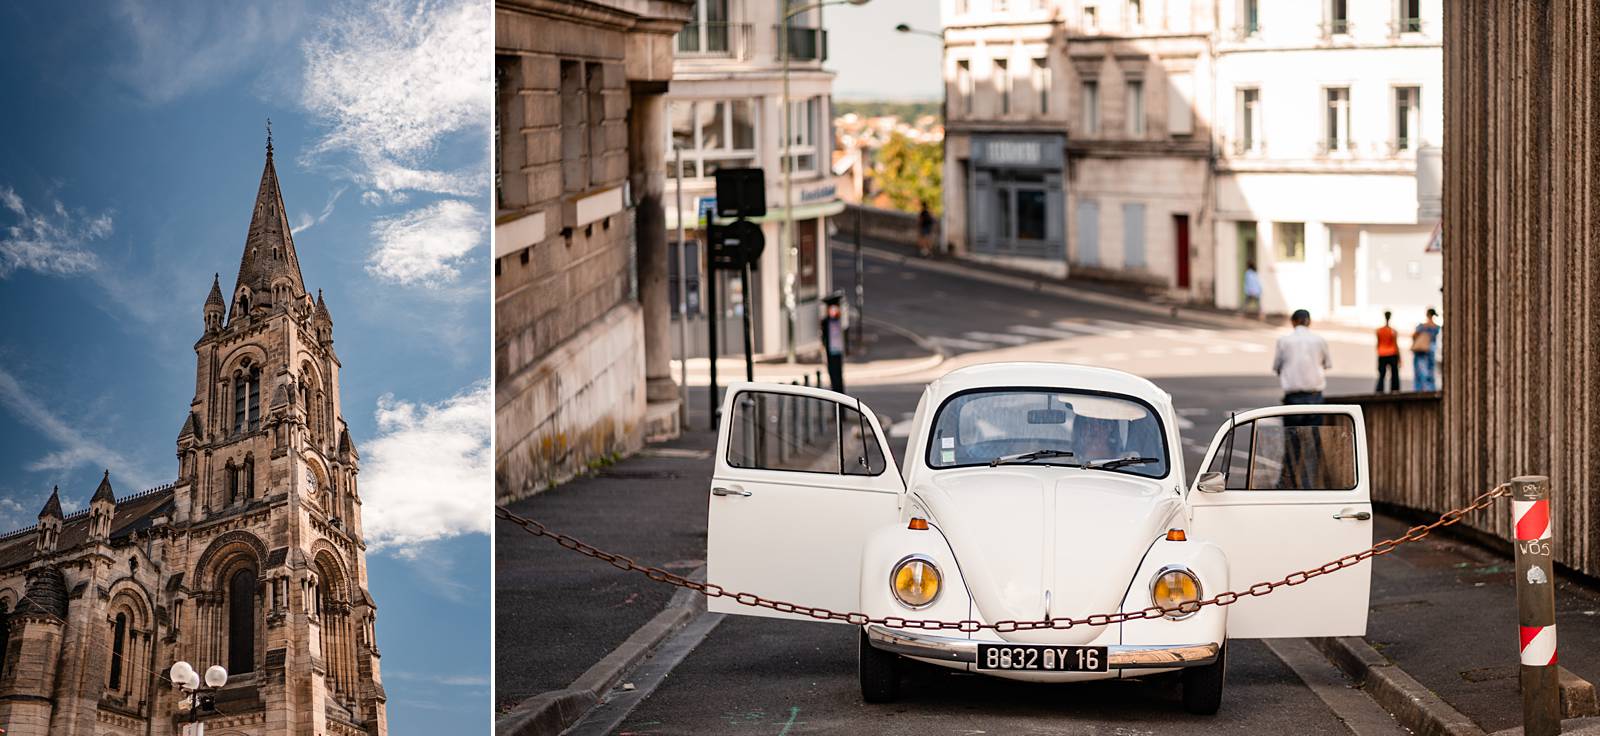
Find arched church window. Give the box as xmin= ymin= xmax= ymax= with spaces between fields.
xmin=247 ymin=367 xmax=260 ymax=431
xmin=244 ymin=456 xmax=255 ymax=500
xmin=233 ymin=364 xmax=261 ymax=434
xmin=109 ymin=612 xmax=127 ymax=691
xmin=0 ymin=600 xmax=10 ymax=677
xmin=228 ymin=568 xmax=256 ymax=674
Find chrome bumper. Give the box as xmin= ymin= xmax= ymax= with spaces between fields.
xmin=865 ymin=625 xmax=1221 ymax=669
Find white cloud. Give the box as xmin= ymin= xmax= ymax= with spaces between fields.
xmin=0 ymin=366 xmax=158 ymax=490
xmin=112 ymin=0 xmax=308 ymax=105
xmin=292 ymin=186 xmax=346 ymax=235
xmin=366 ymin=200 xmax=484 ymax=287
xmin=360 ymin=382 xmax=490 ymax=553
xmin=299 ymin=0 xmax=490 ymax=199
xmin=0 ymin=186 xmax=112 ymax=278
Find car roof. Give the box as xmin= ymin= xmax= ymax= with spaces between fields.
xmin=925 ymin=362 xmax=1174 ymax=411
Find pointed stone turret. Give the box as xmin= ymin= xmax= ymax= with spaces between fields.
xmin=230 ymin=128 xmax=306 ymax=321
xmin=36 ymin=486 xmax=62 ymax=555
xmin=204 ymin=273 xmax=226 ymax=333
xmin=314 ymin=289 xmax=333 ymax=344
xmin=89 ymin=470 xmax=115 ymax=541
xmin=338 ymin=428 xmax=359 ymax=463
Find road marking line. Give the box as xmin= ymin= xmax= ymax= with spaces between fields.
xmin=1008 ymin=324 xmax=1083 ymax=340
xmin=927 ymin=336 xmax=993 ymax=351
xmin=964 ymin=330 xmax=1032 ymax=345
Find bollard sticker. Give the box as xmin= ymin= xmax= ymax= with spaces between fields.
xmin=1519 ymin=625 xmax=1558 ymax=666
xmin=1526 ymin=567 xmax=1549 ymax=585
xmin=1513 ymin=499 xmax=1551 ymax=541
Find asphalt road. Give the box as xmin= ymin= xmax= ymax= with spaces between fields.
xmin=538 ymin=244 xmax=1403 ymax=735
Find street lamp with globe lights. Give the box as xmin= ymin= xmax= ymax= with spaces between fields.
xmin=779 ymin=0 xmax=869 ymax=363
xmin=169 ymin=661 xmax=227 ymax=728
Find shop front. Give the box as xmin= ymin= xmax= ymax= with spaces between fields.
xmin=967 ymin=133 xmax=1066 ymax=262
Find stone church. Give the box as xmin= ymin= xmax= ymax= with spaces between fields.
xmin=0 ymin=138 xmax=387 ymax=735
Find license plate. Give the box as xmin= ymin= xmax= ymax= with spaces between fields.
xmin=976 ymin=644 xmax=1108 ymax=672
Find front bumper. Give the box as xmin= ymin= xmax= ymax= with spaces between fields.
xmin=865 ymin=625 xmax=1221 ymax=669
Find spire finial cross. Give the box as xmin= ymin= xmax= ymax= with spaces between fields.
xmin=266 ymin=118 xmax=274 ymax=156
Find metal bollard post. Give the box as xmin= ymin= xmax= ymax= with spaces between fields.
xmin=1512 ymin=475 xmax=1559 ymax=736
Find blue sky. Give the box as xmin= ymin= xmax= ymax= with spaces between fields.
xmin=829 ymin=0 xmax=942 ymax=101
xmin=0 ymin=1 xmax=491 ymax=731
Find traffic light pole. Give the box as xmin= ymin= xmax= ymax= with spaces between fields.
xmin=706 ymin=242 xmax=719 ymax=426
xmin=741 ymin=262 xmax=755 ymax=381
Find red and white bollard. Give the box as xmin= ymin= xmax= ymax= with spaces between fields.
xmin=1512 ymin=475 xmax=1559 ymax=736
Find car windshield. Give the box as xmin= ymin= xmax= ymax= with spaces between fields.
xmin=926 ymin=389 xmax=1169 ymax=478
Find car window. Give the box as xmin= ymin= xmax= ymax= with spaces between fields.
xmin=927 ymin=389 xmax=1169 ymax=478
xmin=1206 ymin=414 xmax=1356 ymax=490
xmin=726 ymin=390 xmax=886 ymax=476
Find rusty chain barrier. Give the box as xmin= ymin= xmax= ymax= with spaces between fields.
xmin=497 ymin=482 xmax=1511 ymax=632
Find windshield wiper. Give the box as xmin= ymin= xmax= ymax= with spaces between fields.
xmin=990 ymin=449 xmax=1076 ymax=467
xmin=1085 ymin=456 xmax=1162 ymax=471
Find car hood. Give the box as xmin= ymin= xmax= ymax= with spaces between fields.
xmin=919 ymin=467 xmax=1181 ymax=644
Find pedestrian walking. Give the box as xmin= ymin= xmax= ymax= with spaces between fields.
xmin=1411 ymin=307 xmax=1441 ymax=391
xmin=1242 ymin=261 xmax=1263 ymax=319
xmin=916 ymin=201 xmax=935 ymax=257
xmin=821 ymin=294 xmax=847 ymax=394
xmin=1375 ymin=310 xmax=1400 ymax=392
xmin=1273 ymin=309 xmax=1331 ymax=405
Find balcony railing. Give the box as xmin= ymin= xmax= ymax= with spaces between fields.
xmin=676 ymin=22 xmax=752 ymax=59
xmin=777 ymin=24 xmax=827 ymax=62
xmin=1318 ymin=19 xmax=1353 ymax=38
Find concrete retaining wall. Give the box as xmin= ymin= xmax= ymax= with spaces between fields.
xmin=840 ymin=204 xmax=941 ymax=249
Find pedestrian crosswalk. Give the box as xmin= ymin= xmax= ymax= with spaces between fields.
xmin=924 ymin=318 xmax=1275 ymax=363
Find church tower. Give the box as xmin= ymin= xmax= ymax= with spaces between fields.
xmin=168 ymin=130 xmax=386 ymax=735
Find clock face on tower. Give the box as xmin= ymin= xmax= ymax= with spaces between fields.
xmin=304 ymin=465 xmax=319 ymax=504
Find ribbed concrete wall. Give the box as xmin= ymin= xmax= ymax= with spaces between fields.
xmin=1442 ymin=1 xmax=1600 ymax=576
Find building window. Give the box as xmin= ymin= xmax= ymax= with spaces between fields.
xmin=1394 ymin=86 xmax=1420 ymax=152
xmin=1275 ymin=222 xmax=1306 ymax=262
xmin=1168 ymin=72 xmax=1194 ymax=135
xmin=1123 ymin=203 xmax=1147 ymax=268
xmin=1127 ymin=0 xmax=1143 ymax=28
xmin=797 ymin=218 xmax=821 ymax=302
xmin=1082 ymin=5 xmax=1099 ymax=32
xmin=1242 ymin=0 xmax=1260 ymax=36
xmin=678 ymin=0 xmax=732 ymax=54
xmin=1326 ymin=0 xmax=1350 ymax=35
xmin=228 ymin=568 xmax=256 ymax=675
xmin=993 ymin=0 xmax=1009 ymax=12
xmin=785 ymin=97 xmax=821 ymax=174
xmin=994 ymin=59 xmax=1010 ymax=115
xmin=667 ymin=99 xmax=758 ymax=179
xmin=108 ymin=612 xmax=127 ymax=691
xmin=1324 ymin=86 xmax=1351 ymax=153
xmin=668 ymin=240 xmax=703 ymax=317
xmin=1033 ymin=58 xmax=1050 ymax=114
xmin=1397 ymin=0 xmax=1421 ymax=33
xmin=559 ymin=60 xmax=590 ymax=194
xmin=243 ymin=457 xmax=255 ymax=500
xmin=1237 ymin=87 xmax=1260 ymax=152
xmin=1125 ymin=78 xmax=1145 ymax=135
xmin=232 ymin=365 xmax=260 ymax=434
xmin=957 ymin=60 xmax=973 ymax=115
xmin=954 ymin=0 xmax=968 ymax=14
xmin=1081 ymin=79 xmax=1100 ymax=134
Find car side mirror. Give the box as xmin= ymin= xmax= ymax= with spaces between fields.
xmin=1196 ymin=471 xmax=1226 ymax=494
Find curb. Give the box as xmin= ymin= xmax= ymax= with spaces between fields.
xmin=1310 ymin=636 xmax=1485 ymax=736
xmin=496 ymin=569 xmax=708 ymax=736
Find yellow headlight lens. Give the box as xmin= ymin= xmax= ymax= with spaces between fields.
xmin=891 ymin=557 xmax=942 ymax=609
xmin=1151 ymin=567 xmax=1202 ymax=619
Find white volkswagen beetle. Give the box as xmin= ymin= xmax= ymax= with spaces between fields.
xmin=706 ymin=362 xmax=1373 ymax=713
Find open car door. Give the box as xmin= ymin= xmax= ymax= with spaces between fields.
xmin=706 ymin=382 xmax=903 ymax=622
xmin=1188 ymin=404 xmax=1371 ymax=638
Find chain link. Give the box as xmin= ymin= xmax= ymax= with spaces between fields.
xmin=497 ymin=482 xmax=1510 ymax=632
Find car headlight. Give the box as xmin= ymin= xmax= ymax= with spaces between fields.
xmin=890 ymin=555 xmax=942 ymax=609
xmin=1150 ymin=565 xmax=1202 ymax=619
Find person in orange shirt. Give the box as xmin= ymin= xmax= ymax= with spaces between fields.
xmin=1375 ymin=311 xmax=1400 ymax=392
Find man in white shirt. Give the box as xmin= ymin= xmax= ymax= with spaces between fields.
xmin=1272 ymin=309 xmax=1331 ymax=404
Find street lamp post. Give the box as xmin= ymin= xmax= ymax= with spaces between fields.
xmin=894 ymin=21 xmax=949 ymax=256
xmin=169 ymin=661 xmax=228 ymax=734
xmin=781 ymin=0 xmax=870 ymax=363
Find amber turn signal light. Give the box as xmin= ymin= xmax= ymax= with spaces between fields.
xmin=908 ymin=517 xmax=929 ymax=531
xmin=1166 ymin=529 xmax=1187 ymax=541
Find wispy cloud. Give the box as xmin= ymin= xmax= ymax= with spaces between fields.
xmin=360 ymin=381 xmax=490 ymax=554
xmin=298 ymin=0 xmax=489 ymax=200
xmin=366 ymin=199 xmax=483 ymax=287
xmin=385 ymin=670 xmax=489 ymax=688
xmin=112 ymin=0 xmax=308 ymax=105
xmin=0 ymin=186 xmax=112 ymax=278
xmin=0 ymin=366 xmax=157 ymax=490
xmin=292 ymin=185 xmax=346 ymax=235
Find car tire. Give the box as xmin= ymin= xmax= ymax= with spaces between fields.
xmin=1181 ymin=642 xmax=1226 ymax=715
xmin=859 ymin=628 xmax=899 ymax=703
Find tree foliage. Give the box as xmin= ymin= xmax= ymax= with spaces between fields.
xmin=875 ymin=132 xmax=943 ymax=216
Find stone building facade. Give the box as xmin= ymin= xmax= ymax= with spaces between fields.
xmin=494 ymin=0 xmax=693 ymax=502
xmin=0 ymin=140 xmax=386 ymax=736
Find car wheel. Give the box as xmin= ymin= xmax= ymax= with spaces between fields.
xmin=859 ymin=627 xmax=899 ymax=703
xmin=1181 ymin=642 xmax=1226 ymax=715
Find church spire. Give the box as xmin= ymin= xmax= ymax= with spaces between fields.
xmin=230 ymin=126 xmax=306 ymax=320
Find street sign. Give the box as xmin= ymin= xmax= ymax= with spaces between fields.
xmin=697 ymin=196 xmax=717 ymax=228
xmin=709 ymin=220 xmax=764 ymax=271
xmin=715 ymin=168 xmax=766 ymax=218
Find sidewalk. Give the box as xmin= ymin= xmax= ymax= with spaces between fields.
xmin=1344 ymin=512 xmax=1600 ymax=734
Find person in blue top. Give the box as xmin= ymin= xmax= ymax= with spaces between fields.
xmin=1411 ymin=307 xmax=1441 ymax=391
